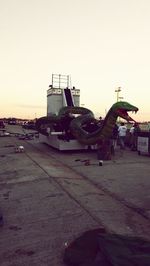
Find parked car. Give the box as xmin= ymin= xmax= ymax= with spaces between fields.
xmin=22 ymin=121 xmax=36 ymax=130
xmin=7 ymin=118 xmax=17 ymax=125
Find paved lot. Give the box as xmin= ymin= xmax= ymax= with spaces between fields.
xmin=0 ymin=125 xmax=150 ymax=265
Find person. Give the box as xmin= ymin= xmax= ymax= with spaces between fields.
xmin=129 ymin=124 xmax=135 ymax=149
xmin=97 ymin=116 xmax=103 ymax=127
xmin=47 ymin=127 xmax=51 ymax=135
xmin=118 ymin=122 xmax=127 ymax=149
xmin=129 ymin=123 xmax=140 ymax=151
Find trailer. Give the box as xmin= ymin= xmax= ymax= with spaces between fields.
xmin=137 ymin=131 xmax=150 ymax=156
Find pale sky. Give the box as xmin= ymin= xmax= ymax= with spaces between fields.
xmin=1 ymin=0 xmax=150 ymax=121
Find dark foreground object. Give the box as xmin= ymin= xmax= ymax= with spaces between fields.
xmin=63 ymin=229 xmax=150 ymax=266
xmin=0 ymin=214 xmax=3 ymax=227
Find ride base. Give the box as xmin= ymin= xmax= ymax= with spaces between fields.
xmin=39 ymin=133 xmax=97 ymax=151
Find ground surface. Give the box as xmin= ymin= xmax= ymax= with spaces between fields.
xmin=0 ymin=125 xmax=150 ymax=266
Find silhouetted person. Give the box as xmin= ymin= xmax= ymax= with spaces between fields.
xmin=118 ymin=122 xmax=127 ymax=149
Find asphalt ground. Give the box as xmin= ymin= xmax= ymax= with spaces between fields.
xmin=0 ymin=125 xmax=150 ymax=266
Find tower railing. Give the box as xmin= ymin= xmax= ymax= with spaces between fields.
xmin=51 ymin=74 xmax=70 ymax=89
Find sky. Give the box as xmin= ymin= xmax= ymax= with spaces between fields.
xmin=1 ymin=0 xmax=150 ymax=121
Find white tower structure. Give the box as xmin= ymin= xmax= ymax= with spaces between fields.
xmin=47 ymin=74 xmax=80 ymax=116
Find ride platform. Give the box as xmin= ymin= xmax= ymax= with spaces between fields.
xmin=39 ymin=133 xmax=97 ymax=151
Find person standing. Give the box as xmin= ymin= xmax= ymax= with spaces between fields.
xmin=118 ymin=122 xmax=127 ymax=149
xmin=129 ymin=123 xmax=140 ymax=151
xmin=129 ymin=124 xmax=135 ymax=150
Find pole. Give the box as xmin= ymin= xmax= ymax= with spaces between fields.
xmin=115 ymin=87 xmax=121 ymax=102
xmin=115 ymin=87 xmax=122 ymax=123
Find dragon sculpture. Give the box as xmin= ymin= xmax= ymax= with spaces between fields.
xmin=36 ymin=101 xmax=138 ymax=145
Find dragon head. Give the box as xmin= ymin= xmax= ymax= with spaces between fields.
xmin=112 ymin=101 xmax=139 ymax=122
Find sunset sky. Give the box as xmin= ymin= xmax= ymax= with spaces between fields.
xmin=1 ymin=0 xmax=150 ymax=121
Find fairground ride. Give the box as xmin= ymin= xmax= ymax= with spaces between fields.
xmin=36 ymin=74 xmax=138 ymax=151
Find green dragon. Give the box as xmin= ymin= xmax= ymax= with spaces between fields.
xmin=36 ymin=101 xmax=138 ymax=145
